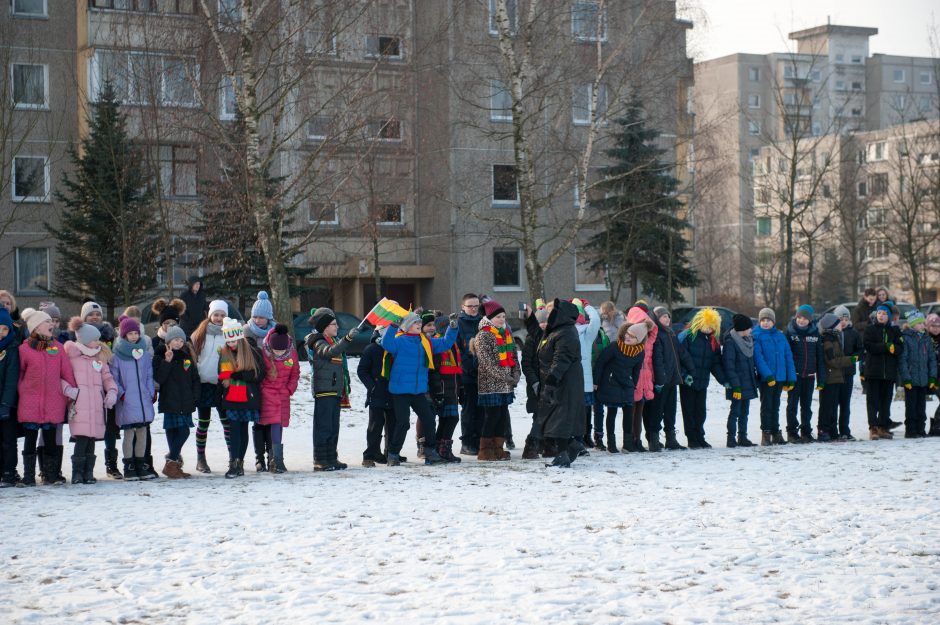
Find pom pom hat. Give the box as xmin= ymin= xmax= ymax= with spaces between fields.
xmin=221 ymin=317 xmax=245 ymax=342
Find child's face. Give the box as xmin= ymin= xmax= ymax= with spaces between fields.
xmin=422 ymin=323 xmax=436 ymax=338
xmin=169 ymin=338 xmax=185 ymax=350
xmin=252 ymin=316 xmax=269 ymax=328
xmin=125 ymin=331 xmax=140 ymax=343
xmin=86 ymin=340 xmax=100 ymax=349
xmin=875 ymin=310 xmax=889 ymax=324
xmin=658 ymin=314 xmax=671 ymax=326
xmin=161 ymin=319 xmax=177 ymax=332
xmin=0 ymin=295 xmax=12 ymax=311
xmin=929 ymin=324 xmax=940 ymax=336
xmin=226 ymin=339 xmax=240 ymax=349
xmin=85 ymin=310 xmax=103 ymax=324
xmin=701 ymin=326 xmax=714 ymax=335
xmin=864 ymin=294 xmax=877 ymax=305
xmin=839 ymin=317 xmax=849 ymax=330
xmin=539 ymin=321 xmax=548 ymax=331
xmin=272 ymin=348 xmax=287 ymax=357
xmin=759 ymin=318 xmax=774 ymax=329
xmin=35 ymin=320 xmax=54 ymax=338
xmin=623 ymin=332 xmax=639 ymax=345
xmin=738 ymin=327 xmax=752 ymax=337
xmin=490 ymin=312 xmax=507 ymax=328
xmin=796 ymin=316 xmax=810 ymax=328
xmin=210 ymin=311 xmax=225 ymax=325
xmin=0 ymin=325 xmax=9 ymax=340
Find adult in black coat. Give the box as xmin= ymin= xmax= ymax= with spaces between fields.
xmin=534 ymin=299 xmax=585 ymax=467
xmin=179 ymin=276 xmax=208 ymax=337
xmin=357 ymin=330 xmax=395 ymax=465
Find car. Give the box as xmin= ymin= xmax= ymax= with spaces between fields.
xmin=292 ymin=311 xmax=371 ymax=359
xmin=920 ymin=302 xmax=940 ymax=317
xmin=823 ymin=301 xmax=918 ymax=320
xmin=671 ymin=306 xmax=746 ymax=335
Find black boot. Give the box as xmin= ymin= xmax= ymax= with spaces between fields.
xmin=253 ymin=426 xmax=268 ymax=472
xmin=665 ymin=434 xmax=686 ymax=450
xmin=20 ymin=452 xmax=37 ymax=487
xmin=566 ymin=437 xmax=586 ymax=465
xmin=105 ymin=449 xmax=123 ymax=479
xmin=71 ymin=454 xmax=86 ymax=484
xmin=134 ymin=458 xmax=150 ymax=481
xmin=633 ymin=438 xmax=647 ymax=452
xmin=41 ymin=448 xmax=60 ymax=485
xmin=143 ymin=455 xmax=159 ymax=480
xmin=929 ymin=417 xmax=940 ymax=437
xmin=314 ymin=448 xmax=336 ymax=471
xmin=0 ymin=471 xmax=16 ymax=488
xmin=51 ymin=445 xmax=67 ymax=484
xmin=606 ymin=432 xmax=619 ymax=453
xmin=123 ymin=458 xmax=139 ymax=481
xmin=548 ymin=439 xmax=572 ymax=467
xmin=647 ymin=436 xmax=662 ymax=452
xmin=224 ymin=459 xmax=239 ymax=479
xmin=727 ymin=434 xmax=737 ymax=448
xmin=84 ymin=453 xmax=97 ymax=484
xmin=737 ymin=434 xmax=755 ymax=447
xmin=332 ymin=449 xmax=348 ymax=470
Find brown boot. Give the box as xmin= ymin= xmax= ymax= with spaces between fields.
xmin=879 ymin=426 xmax=894 ymax=439
xmin=161 ymin=459 xmax=185 ymax=479
xmin=493 ymin=437 xmax=510 ymax=461
xmin=477 ymin=438 xmax=497 ymax=461
xmin=760 ymin=431 xmax=772 ymax=446
xmin=521 ymin=437 xmax=540 ymax=460
xmin=870 ymin=427 xmax=886 ymax=440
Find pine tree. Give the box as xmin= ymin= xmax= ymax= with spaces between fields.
xmin=47 ymin=81 xmax=160 ymax=320
xmin=586 ymin=100 xmax=697 ymax=304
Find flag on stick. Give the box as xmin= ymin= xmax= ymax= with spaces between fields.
xmin=364 ymin=297 xmax=409 ymax=328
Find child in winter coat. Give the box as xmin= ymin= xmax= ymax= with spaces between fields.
xmin=785 ymin=304 xmax=826 ymax=443
xmin=473 ymin=300 xmax=521 ymax=462
xmin=898 ymin=312 xmax=937 ymax=438
xmin=927 ymin=313 xmax=940 ymax=437
xmin=593 ymin=322 xmax=646 ymax=453
xmin=864 ymin=304 xmax=903 ymax=440
xmin=110 ymin=317 xmax=157 ymax=480
xmin=150 ymin=298 xmax=186 ymax=352
xmin=627 ymin=302 xmax=666 ymax=451
xmin=678 ymin=307 xmax=726 ymax=449
xmin=17 ymin=308 xmax=78 ymax=486
xmin=0 ymin=308 xmax=20 ymax=487
xmin=218 ymin=317 xmax=264 ymax=478
xmin=190 ymin=299 xmax=230 ymax=473
xmin=651 ymin=307 xmax=696 ymax=450
xmin=153 ymin=325 xmax=200 ymax=479
xmin=64 ymin=318 xmax=118 ymax=485
xmin=753 ymin=308 xmax=795 ymax=445
xmin=818 ymin=314 xmax=857 ymax=442
xmin=259 ymin=324 xmax=300 ymax=473
xmin=422 ymin=312 xmax=463 ymax=462
xmin=244 ymin=291 xmax=277 ymax=471
xmin=834 ymin=305 xmax=863 ymax=440
xmin=723 ymin=314 xmax=758 ymax=448
xmin=357 ymin=327 xmax=395 ymax=467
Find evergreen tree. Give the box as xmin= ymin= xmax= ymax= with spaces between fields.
xmin=47 ymin=81 xmax=159 ymax=320
xmin=586 ymin=100 xmax=697 ymax=304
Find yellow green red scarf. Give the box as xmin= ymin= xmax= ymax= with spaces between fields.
xmin=396 ymin=330 xmax=434 ymax=370
xmin=486 ymin=325 xmax=516 ymax=368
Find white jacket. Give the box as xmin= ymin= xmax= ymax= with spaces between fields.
xmin=577 ymin=305 xmax=601 ymax=392
xmin=196 ymin=331 xmax=226 ymax=384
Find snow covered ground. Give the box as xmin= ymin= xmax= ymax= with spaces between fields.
xmin=3 ymin=365 xmax=939 ymax=624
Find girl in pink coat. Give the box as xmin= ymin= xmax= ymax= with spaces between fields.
xmin=17 ymin=308 xmax=78 ymax=486
xmin=259 ymin=324 xmax=299 ymax=473
xmin=625 ymin=304 xmax=659 ymax=451
xmin=64 ymin=317 xmax=118 ymax=485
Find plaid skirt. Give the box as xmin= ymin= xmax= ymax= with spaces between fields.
xmin=226 ymin=409 xmax=260 ymax=423
xmin=163 ymin=413 xmax=194 ymax=430
xmin=477 ymin=392 xmax=514 ymax=407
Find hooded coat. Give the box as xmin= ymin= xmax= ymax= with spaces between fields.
xmin=625 ymin=306 xmax=663 ymax=401
xmin=0 ymin=334 xmax=19 ymax=421
xmin=110 ymin=338 xmax=156 ymax=428
xmin=898 ymin=328 xmax=937 ymax=388
xmin=863 ymin=319 xmax=902 ymax=382
xmin=535 ymin=300 xmax=584 ymax=439
xmin=722 ymin=331 xmax=758 ymax=401
xmin=63 ymin=341 xmax=118 ymax=439
xmin=521 ymin=313 xmax=543 ymax=413
xmin=752 ymin=324 xmax=796 ymax=384
xmin=259 ymin=336 xmax=300 ymax=427
xmin=821 ymin=330 xmax=856 ymax=386
xmin=179 ymin=276 xmax=208 ymax=337
xmin=455 ymin=312 xmax=481 ymax=384
xmin=786 ymin=318 xmax=826 ymax=383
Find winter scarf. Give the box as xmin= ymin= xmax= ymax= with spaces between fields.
xmin=207 ymin=322 xmax=222 ymax=337
xmin=113 ymin=336 xmax=147 ymax=361
xmin=27 ymin=334 xmax=55 ymax=353
xmin=617 ymin=341 xmax=644 ymax=358
xmin=246 ymin=318 xmax=273 ymax=341
xmin=396 ymin=330 xmax=435 ymax=370
xmin=74 ymin=341 xmax=105 ymax=361
xmin=484 ymin=325 xmax=516 ymax=368
xmin=218 ymin=349 xmax=250 ymax=403
xmin=321 ymin=335 xmax=352 ymax=400
xmin=728 ymin=330 xmax=754 ymax=358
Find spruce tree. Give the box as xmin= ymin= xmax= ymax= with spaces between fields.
xmin=47 ymin=81 xmax=159 ymax=320
xmin=586 ymin=100 xmax=697 ymax=304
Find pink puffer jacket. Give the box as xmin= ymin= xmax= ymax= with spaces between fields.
xmin=17 ymin=340 xmax=78 ymax=425
xmin=64 ymin=341 xmax=117 ymax=440
xmin=626 ymin=307 xmax=658 ymax=401
xmin=259 ymin=346 xmax=300 ymax=427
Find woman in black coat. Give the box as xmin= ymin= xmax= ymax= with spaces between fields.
xmin=534 ymin=300 xmax=584 ymax=467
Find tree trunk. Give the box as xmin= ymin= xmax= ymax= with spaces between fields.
xmin=782 ymin=210 xmax=794 ymax=317
xmin=373 ymin=234 xmax=383 ymax=301
xmin=806 ymin=239 xmax=814 ymax=304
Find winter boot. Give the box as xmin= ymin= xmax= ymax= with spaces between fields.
xmin=437 ymin=439 xmax=461 ymax=463
xmin=254 ymin=430 xmax=268 ymax=472
xmin=459 ymin=441 xmax=479 ymax=456
xmin=0 ymin=471 xmax=16 ymax=488
xmin=41 ymin=449 xmax=59 ymax=485
xmin=134 ymin=458 xmax=151 ymax=481
xmin=760 ymin=431 xmax=773 ymax=446
xmin=817 ymin=429 xmax=832 ymax=442
xmin=161 ymin=459 xmax=184 ymax=479
xmin=123 ymin=458 xmax=139 ymax=481
xmin=386 ymin=453 xmax=403 ymax=467
xmin=664 ymin=434 xmax=686 ymax=450
xmin=772 ymin=430 xmax=787 ymax=445
xmin=593 ymin=432 xmax=607 ymax=451
xmin=800 ymin=432 xmax=817 ymax=444
xmin=143 ymin=455 xmax=159 ymax=480
xmin=606 ymin=432 xmax=619 ymax=453
xmin=493 ymin=437 xmax=511 ymax=460
xmin=737 ymin=434 xmax=755 ymax=447
xmin=424 ymin=448 xmax=447 ymax=465
xmin=83 ymin=453 xmax=97 ymax=484
xmin=566 ymin=437 xmax=586 ymax=465
xmin=71 ymin=454 xmax=86 ymax=485
xmin=787 ymin=431 xmax=803 ymax=444
xmin=621 ymin=437 xmax=637 ymax=452
xmin=477 ymin=438 xmax=497 ymax=461
xmin=196 ymin=452 xmax=211 ymax=473
xmin=540 ymin=438 xmax=558 ymax=458
xmin=20 ymin=452 xmax=37 ymax=487
xmin=929 ymin=418 xmax=940 ymax=437
xmin=549 ymin=447 xmax=572 ymax=468
xmin=726 ymin=434 xmax=737 ymax=448
xmin=224 ymin=459 xmax=239 ymax=478
xmin=272 ymin=444 xmax=288 ymax=473
xmin=105 ymin=449 xmax=124 ymax=479
xmin=331 ymin=454 xmax=348 ymax=471
xmin=506 ymin=436 xmax=515 ymax=450
xmin=647 ymin=435 xmax=663 ymax=452
xmin=887 ymin=419 xmax=902 ymax=430
xmin=633 ymin=438 xmax=647 ymax=452
xmin=51 ymin=445 xmax=67 ymax=484
xmin=416 ymin=437 xmax=426 ymax=460
xmin=314 ymin=448 xmax=336 ymax=471
xmin=521 ymin=436 xmax=541 ymax=459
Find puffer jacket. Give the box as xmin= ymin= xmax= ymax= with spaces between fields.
xmin=381 ymin=325 xmax=457 ymax=395
xmin=654 ymin=319 xmax=694 ymax=387
xmin=625 ymin=306 xmax=663 ymax=401
xmin=722 ymin=332 xmax=758 ymax=401
xmin=576 ymin=305 xmax=601 ymax=393
xmin=678 ymin=330 xmax=726 ymax=391
xmin=0 ymin=339 xmax=19 ymax=420
xmin=17 ymin=339 xmax=77 ymax=426
xmin=259 ymin=343 xmax=300 ymax=427
xmin=863 ymin=320 xmax=902 ymax=382
xmin=753 ymin=324 xmax=796 ymax=384
xmin=110 ymin=338 xmax=156 ymax=428
xmin=455 ymin=313 xmax=481 ymax=383
xmin=821 ymin=331 xmax=856 ymax=386
xmin=64 ymin=341 xmax=117 ymax=440
xmin=593 ymin=341 xmax=643 ymax=406
xmin=786 ymin=318 xmax=826 ymax=383
xmin=306 ymin=331 xmax=355 ymax=398
xmin=475 ymin=317 xmax=521 ymax=397
xmin=898 ymin=328 xmax=937 ymax=388
xmin=152 ymin=345 xmax=201 ymax=415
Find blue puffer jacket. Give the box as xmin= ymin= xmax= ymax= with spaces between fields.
xmin=678 ymin=330 xmax=726 ymax=391
xmin=786 ymin=318 xmax=826 ymax=383
xmin=381 ymin=325 xmax=457 ymax=395
xmin=898 ymin=328 xmax=938 ymax=388
xmin=722 ymin=332 xmax=758 ymax=401
xmin=753 ymin=324 xmax=796 ymax=384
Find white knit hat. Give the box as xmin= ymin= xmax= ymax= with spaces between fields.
xmin=221 ymin=317 xmax=244 ymax=342
xmin=208 ymin=300 xmax=228 ymax=318
xmin=21 ymin=307 xmax=51 ymax=335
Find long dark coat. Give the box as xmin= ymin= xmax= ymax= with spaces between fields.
xmin=535 ymin=300 xmax=584 ymax=439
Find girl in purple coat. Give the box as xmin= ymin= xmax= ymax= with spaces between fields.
xmin=110 ymin=317 xmax=156 ymax=481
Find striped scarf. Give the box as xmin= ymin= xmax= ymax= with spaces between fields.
xmin=486 ymin=325 xmax=516 ymax=368
xmin=396 ymin=330 xmax=435 ymax=370
xmin=380 ymin=352 xmax=393 ymax=379
xmin=438 ymin=343 xmax=462 ymax=374
xmin=617 ymin=341 xmax=644 ymax=358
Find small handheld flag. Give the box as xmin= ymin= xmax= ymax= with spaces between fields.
xmin=364 ymin=297 xmax=409 ymax=328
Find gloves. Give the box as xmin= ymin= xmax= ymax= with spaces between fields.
xmin=782 ymin=383 xmax=794 ymax=392
xmin=344 ymin=327 xmax=361 ymax=342
xmin=104 ymin=390 xmax=118 ymax=409
xmin=542 ymin=384 xmax=559 ymax=407
xmin=904 ymin=381 xmax=913 ymax=390
xmin=449 ymin=313 xmax=458 ymax=329
xmin=732 ymin=388 xmax=742 ymax=401
xmin=65 ymin=386 xmax=79 ymax=401
xmin=683 ymin=375 xmax=694 ymax=386
xmin=654 ymin=384 xmax=663 ymax=393
xmin=930 ymin=378 xmax=938 ymax=390
xmin=765 ymin=376 xmax=776 ymax=387
xmin=816 ymin=383 xmax=824 ymax=391
xmin=888 ymin=343 xmax=895 ymax=354
xmin=851 ymin=355 xmax=859 ymax=363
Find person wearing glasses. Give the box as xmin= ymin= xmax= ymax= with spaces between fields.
xmin=455 ymin=293 xmax=482 ymax=455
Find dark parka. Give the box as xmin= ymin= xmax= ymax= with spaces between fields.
xmin=898 ymin=328 xmax=937 ymax=388
xmin=840 ymin=323 xmax=864 ymax=378
xmin=722 ymin=332 xmax=758 ymax=401
xmin=306 ymin=331 xmax=354 ymax=397
xmin=786 ymin=318 xmax=826 ymax=383
xmin=357 ymin=337 xmax=392 ymax=410
xmin=853 ymin=297 xmax=875 ymax=334
xmin=593 ymin=342 xmax=644 ymax=406
xmin=821 ymin=331 xmax=856 ymax=386
xmin=863 ymin=320 xmax=903 ymax=382
xmin=179 ymin=276 xmax=208 ymax=337
xmin=520 ymin=312 xmax=543 ymax=414
xmin=0 ymin=338 xmax=19 ymax=421
xmin=678 ymin=330 xmax=726 ymax=391
xmin=152 ymin=344 xmax=201 ymax=415
xmin=654 ymin=319 xmax=695 ymax=386
xmin=455 ymin=312 xmax=481 ymax=384
xmin=535 ymin=300 xmax=584 ymax=439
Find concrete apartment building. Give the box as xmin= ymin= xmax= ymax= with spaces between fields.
xmin=1 ymin=1 xmax=692 ymax=318
xmin=694 ymin=23 xmax=939 ymax=309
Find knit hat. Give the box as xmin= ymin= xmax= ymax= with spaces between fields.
xmin=251 ymin=291 xmax=274 ymax=320
xmin=208 ymin=299 xmax=228 ymax=318
xmin=221 ymin=317 xmax=244 ymax=342
xmin=0 ymin=307 xmax=13 ymax=333
xmin=732 ymin=313 xmax=752 ymax=332
xmin=152 ymin=298 xmax=185 ymax=325
xmin=653 ymin=306 xmax=670 ymax=320
xmin=818 ymin=313 xmax=841 ymax=332
xmin=833 ymin=305 xmax=851 ymax=319
xmin=21 ymin=308 xmax=51 ymax=335
xmin=81 ymin=301 xmax=103 ymax=321
xmin=535 ymin=308 xmax=549 ymax=324
xmin=310 ymin=307 xmax=337 ymax=333
xmin=483 ymin=300 xmax=506 ymax=319
xmin=420 ymin=311 xmax=437 ymax=328
xmin=627 ymin=323 xmax=648 ymax=343
xmin=400 ymin=311 xmax=422 ymax=333
xmin=796 ymin=304 xmax=815 ymax=320
xmin=907 ymin=311 xmax=926 ymax=328
xmin=633 ymin=300 xmax=650 ymax=314
xmin=268 ymin=323 xmax=291 ymax=350
xmin=758 ymin=307 xmax=776 ymax=323
xmin=875 ymin=304 xmax=892 ymax=315
xmin=927 ymin=313 xmax=940 ymax=328
xmin=70 ymin=317 xmax=101 ymax=345
xmin=118 ymin=315 xmax=141 ymax=338
xmin=165 ymin=325 xmax=186 ymax=344
xmin=38 ymin=301 xmax=61 ymax=320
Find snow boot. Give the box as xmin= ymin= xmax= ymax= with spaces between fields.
xmin=20 ymin=452 xmax=37 ymax=487
xmin=505 ymin=436 xmax=516 ymax=450
xmin=929 ymin=418 xmax=940 ymax=437
xmin=621 ymin=437 xmax=636 ymax=452
xmin=459 ymin=441 xmax=479 ymax=456
xmin=161 ymin=459 xmax=184 ymax=479
xmin=143 ymin=455 xmax=159 ymax=479
xmin=800 ymin=432 xmax=817 ymax=444
xmin=772 ymin=430 xmax=787 ymax=445
xmin=83 ymin=453 xmax=97 ymax=484
xmin=314 ymin=447 xmax=336 ymax=471
xmin=42 ymin=448 xmax=63 ymax=485
xmin=592 ymin=432 xmax=606 ymax=451
xmin=224 ymin=459 xmax=240 ymax=479
xmin=123 ymin=458 xmax=139 ymax=481
xmin=699 ymin=439 xmax=712 ymax=449
xmin=105 ymin=449 xmax=123 ymax=479
xmin=71 ymin=454 xmax=86 ymax=485
xmin=134 ymin=458 xmax=152 ymax=481
xmin=664 ymin=434 xmax=685 ymax=450
xmin=196 ymin=452 xmax=211 ymax=473
xmin=633 ymin=438 xmax=647 ymax=452
xmin=606 ymin=432 xmax=619 ymax=453
xmin=272 ymin=444 xmax=288 ymax=473
xmin=253 ymin=428 xmax=268 ymax=472
xmin=566 ymin=437 xmax=586 ymax=465
xmin=647 ymin=435 xmax=663 ymax=452
xmin=787 ymin=431 xmax=803 ymax=444
xmin=416 ymin=437 xmax=426 ymax=460
xmin=51 ymin=445 xmax=67 ymax=484
xmin=540 ymin=438 xmax=558 ymax=458
xmin=737 ymin=434 xmax=755 ymax=447
xmin=817 ymin=430 xmax=832 ymax=442
xmin=477 ymin=438 xmax=497 ymax=461
xmin=760 ymin=431 xmax=773 ymax=446
xmin=437 ymin=439 xmax=461 ymax=463
xmin=387 ymin=453 xmax=403 ymax=467
xmin=0 ymin=471 xmax=16 ymax=488
xmin=493 ymin=437 xmax=510 ymax=460
xmin=424 ymin=448 xmax=447 ymax=465
xmin=331 ymin=453 xmax=348 ymax=471
xmin=726 ymin=434 xmax=737 ymax=448
xmin=521 ymin=436 xmax=541 ymax=459
xmin=887 ymin=419 xmax=902 ymax=430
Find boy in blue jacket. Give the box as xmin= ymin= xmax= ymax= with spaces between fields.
xmin=785 ymin=304 xmax=826 ymax=443
xmin=753 ymin=308 xmax=796 ymax=445
xmin=898 ymin=312 xmax=938 ymax=438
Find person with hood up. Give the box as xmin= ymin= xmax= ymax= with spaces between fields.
xmin=535 ymin=299 xmax=586 ymax=467
xmin=473 ymin=300 xmax=521 ymax=461
xmin=898 ymin=311 xmax=937 ymax=438
xmin=817 ymin=313 xmax=856 ymax=442
xmin=864 ymin=303 xmax=902 ymax=440
xmin=592 ymin=321 xmax=646 ymax=452
xmin=722 ymin=313 xmax=758 ymax=448
xmin=357 ymin=326 xmax=396 ymax=466
xmin=785 ymin=304 xmax=826 ymax=444
xmin=834 ymin=305 xmax=863 ymax=440
xmin=179 ymin=276 xmax=208 ymax=337
xmin=651 ymin=307 xmax=695 ymax=450
xmin=678 ymin=307 xmax=727 ymax=449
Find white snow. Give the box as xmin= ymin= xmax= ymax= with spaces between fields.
xmin=3 ymin=366 xmax=939 ymax=624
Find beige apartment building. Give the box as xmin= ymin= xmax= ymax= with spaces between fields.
xmin=2 ymin=1 xmax=692 ymax=318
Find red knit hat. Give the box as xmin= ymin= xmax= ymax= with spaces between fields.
xmin=483 ymin=300 xmax=505 ymax=319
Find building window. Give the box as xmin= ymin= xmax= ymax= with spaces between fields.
xmin=15 ymin=247 xmax=49 ymax=294
xmin=870 ymin=173 xmax=888 ymax=197
xmin=894 ymin=94 xmax=908 ymax=110
xmin=747 ymin=94 xmax=760 ymax=109
xmin=571 ymin=1 xmax=606 ymax=42
xmin=490 ymin=79 xmax=512 ymax=122
xmin=748 ymin=67 xmax=760 ymax=82
xmin=365 ymin=35 xmax=402 ymax=59
xmin=919 ymin=96 xmax=935 ymax=114
xmin=574 ymin=251 xmax=607 ymax=291
xmin=90 ymin=50 xmax=198 ymax=107
xmin=218 ymin=0 xmax=241 ymax=30
xmin=893 ymin=69 xmax=906 ymax=83
xmin=487 ymin=0 xmax=518 ymax=35
xmin=11 ymin=63 xmax=47 ymax=109
xmin=868 ymin=208 xmax=886 ymax=226
xmin=851 ymin=55 xmax=863 ymax=64
xmin=572 ymin=83 xmax=608 ymax=125
xmin=811 ymin=121 xmax=821 ymax=136
xmin=835 ymin=80 xmax=845 ymax=91
xmin=492 ymin=164 xmax=519 ymax=206
xmin=493 ymin=248 xmax=521 ymax=289
xmin=756 ymin=217 xmax=771 ymax=237
xmin=783 ymin=92 xmax=797 ymax=106
xmin=12 ymin=0 xmax=46 ymax=17
xmin=755 ymin=187 xmax=770 ymax=204
xmin=307 ymin=115 xmax=332 ymax=140
xmin=867 ymin=240 xmax=888 ymax=260
xmin=851 ymin=81 xmax=862 ymax=90
xmin=377 ymin=203 xmax=403 ymax=225
xmin=305 ymin=29 xmax=337 ymax=56
xmin=158 ymin=145 xmax=197 ymax=197
xmin=219 ymin=76 xmax=237 ymax=120
xmin=920 ymin=71 xmax=933 ymax=86
xmin=91 ymin=0 xmax=171 ymax=11
xmin=835 ymin=53 xmax=844 ymax=63
xmin=870 ymin=141 xmax=885 ymax=161
xmin=851 ymin=107 xmax=863 ymax=117
xmin=12 ymin=155 xmax=49 ymax=202
xmin=810 ymin=69 xmax=821 ymax=82
xmin=308 ymin=202 xmax=338 ymax=225
xmin=748 ymin=120 xmax=760 ymax=136
xmin=857 ymin=181 xmax=867 ymax=197
xmin=783 ymin=65 xmax=795 ymax=79
xmin=369 ymin=118 xmax=402 ymax=141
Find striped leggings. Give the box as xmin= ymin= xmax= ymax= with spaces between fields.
xmin=195 ymin=407 xmax=230 ymax=454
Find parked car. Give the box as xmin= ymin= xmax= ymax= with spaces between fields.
xmin=292 ymin=311 xmax=370 ymax=359
xmin=671 ymin=306 xmax=746 ymax=335
xmin=823 ymin=301 xmax=918 ymax=320
xmin=920 ymin=302 xmax=940 ymax=317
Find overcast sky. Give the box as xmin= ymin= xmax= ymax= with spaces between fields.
xmin=683 ymin=0 xmax=938 ymax=62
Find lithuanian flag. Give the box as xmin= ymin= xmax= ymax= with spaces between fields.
xmin=365 ymin=297 xmax=409 ymax=327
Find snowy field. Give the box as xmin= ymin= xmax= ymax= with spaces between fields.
xmin=3 ymin=364 xmax=939 ymax=625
